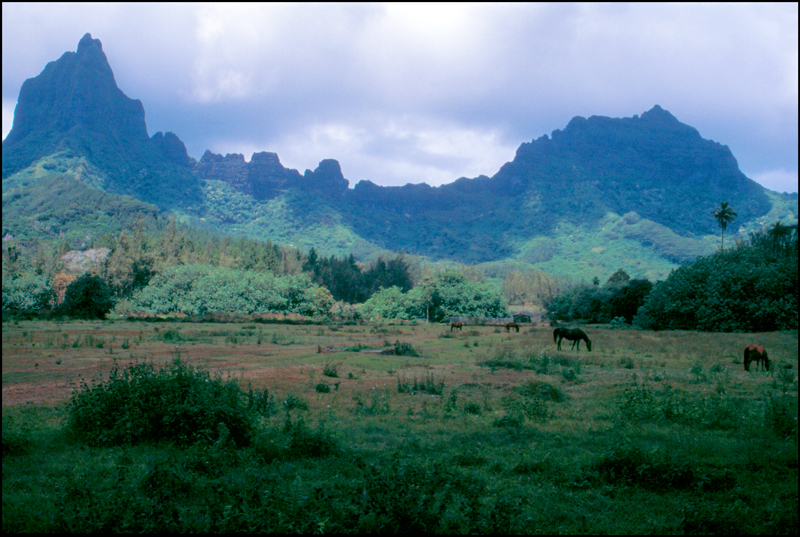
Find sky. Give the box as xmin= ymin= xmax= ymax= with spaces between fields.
xmin=2 ymin=3 xmax=798 ymax=193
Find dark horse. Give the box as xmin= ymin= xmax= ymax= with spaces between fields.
xmin=451 ymin=322 xmax=463 ymax=332
xmin=553 ymin=328 xmax=592 ymax=351
xmin=505 ymin=322 xmax=519 ymax=332
xmin=744 ymin=344 xmax=769 ymax=372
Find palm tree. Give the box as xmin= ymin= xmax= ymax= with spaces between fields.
xmin=712 ymin=201 xmax=738 ymax=250
xmin=766 ymin=221 xmax=792 ymax=255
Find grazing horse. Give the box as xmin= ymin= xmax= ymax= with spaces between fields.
xmin=451 ymin=322 xmax=463 ymax=332
xmin=553 ymin=328 xmax=592 ymax=352
xmin=744 ymin=345 xmax=769 ymax=372
xmin=505 ymin=322 xmax=519 ymax=332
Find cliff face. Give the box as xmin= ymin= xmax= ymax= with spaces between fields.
xmin=3 ymin=35 xmax=787 ymax=272
xmin=485 ymin=104 xmax=771 ymax=236
xmin=2 ymin=33 xmax=201 ymax=209
xmin=194 ymin=151 xmax=347 ymax=200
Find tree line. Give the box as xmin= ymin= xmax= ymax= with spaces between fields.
xmin=546 ymin=220 xmax=798 ymax=332
xmin=302 ymin=248 xmax=413 ymax=304
xmin=3 ymin=200 xmax=797 ymax=331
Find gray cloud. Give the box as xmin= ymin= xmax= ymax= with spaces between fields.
xmin=3 ymin=3 xmax=797 ymax=192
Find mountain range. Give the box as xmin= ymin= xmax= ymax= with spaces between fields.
xmin=3 ymin=34 xmax=797 ymax=281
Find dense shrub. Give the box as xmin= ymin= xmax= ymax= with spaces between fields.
xmin=586 ymin=444 xmax=734 ymax=492
xmin=128 ymin=264 xmax=333 ymax=317
xmin=617 ymin=381 xmax=754 ymax=431
xmin=546 ymin=272 xmax=652 ymax=324
xmin=59 ymin=274 xmax=115 ymax=319
xmin=635 ymin=244 xmax=798 ymax=331
xmin=361 ymin=270 xmax=508 ymax=322
xmin=67 ymin=358 xmax=262 ymax=447
xmin=1 ymin=273 xmax=55 ymax=311
xmin=303 ymin=250 xmax=413 ymax=304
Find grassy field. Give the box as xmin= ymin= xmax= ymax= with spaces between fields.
xmin=3 ymin=317 xmax=798 ymax=533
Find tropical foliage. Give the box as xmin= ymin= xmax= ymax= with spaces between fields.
xmin=59 ymin=274 xmax=115 ymax=319
xmin=545 ymin=270 xmax=652 ymax=324
xmin=361 ymin=271 xmax=508 ymax=322
xmin=1 ymin=273 xmax=55 ymax=311
xmin=127 ymin=264 xmax=333 ymax=317
xmin=303 ymin=249 xmax=413 ymax=304
xmin=712 ymin=200 xmax=738 ymax=250
xmin=634 ymin=239 xmax=798 ymax=332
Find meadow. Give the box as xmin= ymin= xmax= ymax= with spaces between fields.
xmin=2 ymin=317 xmax=798 ymax=533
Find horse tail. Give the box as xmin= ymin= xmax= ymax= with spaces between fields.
xmin=744 ymin=348 xmax=750 ymax=371
xmin=763 ymin=350 xmax=770 ymax=371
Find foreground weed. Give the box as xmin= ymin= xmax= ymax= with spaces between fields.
xmin=584 ymin=443 xmax=735 ymax=492
xmin=618 ymin=380 xmax=756 ymax=432
xmin=391 ymin=340 xmax=419 ymax=357
xmin=323 ymin=362 xmax=340 ymax=378
xmin=283 ymin=394 xmax=309 ymax=412
xmin=397 ymin=374 xmax=445 ymax=395
xmin=67 ymin=358 xmax=257 ymax=447
xmin=352 ymin=390 xmax=391 ymax=415
xmin=516 ymin=380 xmax=565 ymax=402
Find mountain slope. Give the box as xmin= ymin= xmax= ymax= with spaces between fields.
xmin=3 ymin=34 xmax=797 ymax=282
xmin=2 ymin=33 xmax=202 ymax=210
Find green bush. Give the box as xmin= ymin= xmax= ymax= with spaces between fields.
xmin=129 ymin=264 xmax=332 ymax=317
xmin=2 ymin=417 xmax=33 ymax=456
xmin=517 ymin=380 xmax=565 ymax=402
xmin=397 ymin=374 xmax=445 ymax=395
xmin=283 ymin=394 xmax=309 ymax=412
xmin=618 ymin=381 xmax=744 ymax=431
xmin=361 ymin=270 xmax=508 ymax=322
xmin=59 ymin=274 xmax=115 ymax=319
xmin=2 ymin=273 xmax=55 ymax=311
xmin=767 ymin=394 xmax=799 ymax=441
xmin=283 ymin=416 xmax=339 ymax=458
xmin=546 ymin=273 xmax=652 ymax=324
xmin=635 ymin=242 xmax=798 ymax=331
xmin=392 ymin=340 xmax=420 ymax=357
xmin=585 ymin=444 xmax=734 ymax=492
xmin=66 ymin=358 xmax=257 ymax=447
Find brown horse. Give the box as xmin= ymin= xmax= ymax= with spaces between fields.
xmin=505 ymin=322 xmax=519 ymax=332
xmin=451 ymin=322 xmax=463 ymax=332
xmin=744 ymin=345 xmax=769 ymax=372
xmin=553 ymin=328 xmax=592 ymax=351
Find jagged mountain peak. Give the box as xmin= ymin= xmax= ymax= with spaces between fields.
xmin=2 ymin=33 xmax=201 ymax=209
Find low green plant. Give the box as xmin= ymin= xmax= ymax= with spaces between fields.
xmin=392 ymin=340 xmax=419 ymax=357
xmin=689 ymin=361 xmax=708 ymax=383
xmin=516 ymin=380 xmax=565 ymax=402
xmin=352 ymin=390 xmax=391 ymax=415
xmin=618 ymin=380 xmax=745 ymax=431
xmin=283 ymin=416 xmax=339 ymax=458
xmin=585 ymin=444 xmax=734 ymax=492
xmin=283 ymin=394 xmax=309 ymax=412
xmin=66 ymin=358 xmax=256 ymax=447
xmin=398 ymin=374 xmax=445 ymax=395
xmin=766 ymin=394 xmax=799 ymax=441
xmin=463 ymin=402 xmax=482 ymax=415
xmin=323 ymin=362 xmax=339 ymax=378
xmin=2 ymin=417 xmax=33 ymax=456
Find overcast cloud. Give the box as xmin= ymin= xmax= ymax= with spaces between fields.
xmin=2 ymin=3 xmax=797 ymax=192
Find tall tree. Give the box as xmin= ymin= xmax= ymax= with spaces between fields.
xmin=712 ymin=201 xmax=738 ymax=250
xmin=766 ymin=221 xmax=792 ymax=256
